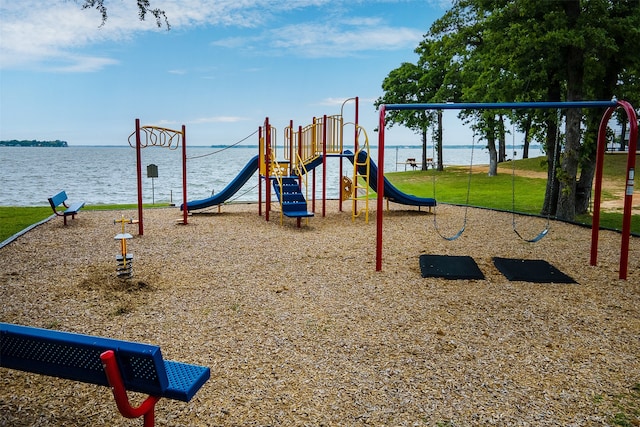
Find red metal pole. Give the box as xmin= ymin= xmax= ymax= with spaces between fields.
xmin=322 ymin=115 xmax=327 ymax=217
xmin=590 ymin=107 xmax=614 ymax=266
xmin=376 ymin=106 xmax=386 ymax=271
xmin=289 ymin=120 xmax=294 ymax=176
xmin=352 ymin=96 xmax=359 ymax=214
xmin=135 ymin=119 xmax=144 ymax=236
xmin=265 ymin=118 xmax=271 ymax=222
xmin=355 ymin=96 xmax=359 ymax=152
xmin=258 ymin=126 xmax=263 ymax=217
xmin=182 ymin=125 xmax=188 ymax=225
xmin=590 ymin=100 xmax=638 ymax=280
xmin=100 ymin=350 xmax=159 ymax=426
xmin=618 ymin=100 xmax=638 ymax=280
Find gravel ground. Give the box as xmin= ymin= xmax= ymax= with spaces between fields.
xmin=1 ymin=201 xmax=639 ymax=426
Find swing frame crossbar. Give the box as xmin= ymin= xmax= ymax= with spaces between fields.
xmin=376 ymin=100 xmax=636 ymax=278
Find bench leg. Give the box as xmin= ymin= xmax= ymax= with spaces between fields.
xmin=100 ymin=350 xmax=160 ymax=427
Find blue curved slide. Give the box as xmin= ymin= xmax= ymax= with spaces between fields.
xmin=344 ymin=150 xmax=436 ymax=207
xmin=182 ymin=155 xmax=260 ymax=211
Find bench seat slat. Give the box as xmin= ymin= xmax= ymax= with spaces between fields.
xmin=64 ymin=202 xmax=85 ymax=215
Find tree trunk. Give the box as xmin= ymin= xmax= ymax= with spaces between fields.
xmin=555 ymin=0 xmax=584 ymax=221
xmin=498 ymin=114 xmax=506 ymax=162
xmin=486 ymin=115 xmax=498 ymax=176
xmin=421 ymin=127 xmax=428 ymax=171
xmin=620 ymin=118 xmax=628 ymax=151
xmin=523 ymin=114 xmax=532 ymax=159
xmin=575 ymin=112 xmax=603 ymax=214
xmin=542 ymin=117 xmax=560 ymax=216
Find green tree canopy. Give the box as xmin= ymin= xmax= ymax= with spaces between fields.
xmin=377 ymin=0 xmax=640 ymax=221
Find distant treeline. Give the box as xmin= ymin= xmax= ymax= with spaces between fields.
xmin=0 ymin=140 xmax=68 ymax=147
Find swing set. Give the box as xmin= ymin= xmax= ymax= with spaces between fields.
xmin=376 ymin=99 xmax=638 ymax=280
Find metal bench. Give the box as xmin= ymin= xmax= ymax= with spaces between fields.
xmin=0 ymin=322 xmax=210 ymax=426
xmin=48 ymin=190 xmax=85 ymax=225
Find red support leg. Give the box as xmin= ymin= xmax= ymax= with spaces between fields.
xmin=100 ymin=350 xmax=160 ymax=426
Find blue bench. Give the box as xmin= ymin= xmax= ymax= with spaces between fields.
xmin=0 ymin=322 xmax=210 ymax=426
xmin=48 ymin=190 xmax=85 ymax=225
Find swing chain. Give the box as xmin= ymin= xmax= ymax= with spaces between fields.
xmin=511 ymin=109 xmax=560 ymax=242
xmin=432 ymin=114 xmax=475 ymax=241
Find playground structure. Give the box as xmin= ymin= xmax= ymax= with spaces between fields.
xmin=114 ymin=215 xmax=136 ymax=279
xmin=376 ymin=99 xmax=638 ymax=280
xmin=256 ymin=98 xmax=372 ymax=226
xmin=182 ymin=97 xmax=436 ymax=225
xmin=184 ymin=97 xmax=374 ymax=225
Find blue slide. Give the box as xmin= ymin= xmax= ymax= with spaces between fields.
xmin=344 ymin=150 xmax=436 ymax=207
xmin=182 ymin=155 xmax=260 ymax=211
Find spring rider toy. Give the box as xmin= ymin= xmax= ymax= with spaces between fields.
xmin=114 ymin=215 xmax=136 ymax=279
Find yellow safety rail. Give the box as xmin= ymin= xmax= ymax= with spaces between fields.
xmin=268 ymin=148 xmax=287 ymax=225
xmin=350 ymin=125 xmax=371 ymax=223
xmin=293 ymin=151 xmax=312 ymax=226
xmin=323 ymin=114 xmax=344 ymax=154
xmin=269 ymin=149 xmax=312 ymax=226
xmin=259 ymin=125 xmax=278 ymax=176
xmin=284 ymin=115 xmax=344 ymax=171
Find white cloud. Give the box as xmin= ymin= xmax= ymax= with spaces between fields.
xmin=269 ymin=22 xmax=423 ymax=57
xmin=0 ymin=0 xmax=144 ymax=70
xmin=211 ymin=15 xmax=424 ymax=58
xmin=49 ymin=56 xmax=120 ymax=73
xmin=1 ymin=1 xmax=427 ymax=70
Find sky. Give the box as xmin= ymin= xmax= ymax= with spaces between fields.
xmin=0 ymin=0 xmax=458 ymax=147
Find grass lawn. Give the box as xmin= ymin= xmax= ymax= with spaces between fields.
xmin=0 ymin=204 xmax=165 ymax=243
xmin=1 ymin=154 xmax=638 ymax=243
xmin=385 ymin=154 xmax=639 ymax=234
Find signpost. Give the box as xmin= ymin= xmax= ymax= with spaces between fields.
xmin=147 ymin=164 xmax=158 ymax=204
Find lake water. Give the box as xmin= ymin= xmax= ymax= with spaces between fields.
xmin=0 ymin=144 xmax=543 ymax=207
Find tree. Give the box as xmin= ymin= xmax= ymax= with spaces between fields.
xmin=375 ymin=63 xmax=436 ymax=171
xmin=405 ymin=0 xmax=640 ymax=221
xmin=80 ymin=0 xmax=169 ymax=29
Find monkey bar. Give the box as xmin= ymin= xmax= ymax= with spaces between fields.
xmin=129 ymin=119 xmax=188 ymax=235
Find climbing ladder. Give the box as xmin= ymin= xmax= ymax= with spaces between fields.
xmin=349 ymin=126 xmax=371 ymax=222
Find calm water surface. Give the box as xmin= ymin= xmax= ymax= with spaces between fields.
xmin=0 ymin=145 xmax=542 ymax=207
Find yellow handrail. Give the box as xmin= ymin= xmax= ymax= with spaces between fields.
xmin=351 ymin=125 xmax=370 ymax=223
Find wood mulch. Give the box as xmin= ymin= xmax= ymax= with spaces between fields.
xmin=1 ymin=201 xmax=639 ymax=426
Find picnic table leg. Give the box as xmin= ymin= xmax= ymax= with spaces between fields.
xmin=100 ymin=350 xmax=160 ymax=427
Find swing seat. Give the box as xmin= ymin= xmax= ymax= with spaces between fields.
xmin=514 ymin=227 xmax=548 ymax=243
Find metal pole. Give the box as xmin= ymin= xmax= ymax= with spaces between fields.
xmin=182 ymin=125 xmax=188 ymax=225
xmin=618 ymin=100 xmax=638 ymax=279
xmin=322 ymin=115 xmax=327 ymax=217
xmin=135 ymin=119 xmax=144 ymax=236
xmin=376 ymin=106 xmax=386 ymax=271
